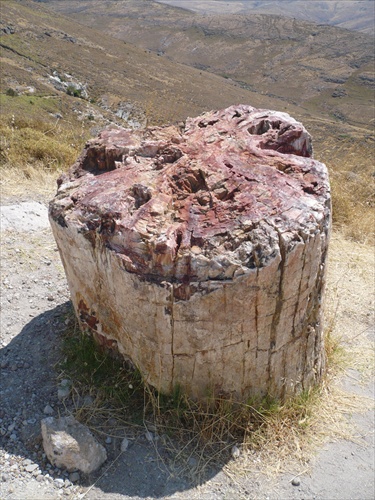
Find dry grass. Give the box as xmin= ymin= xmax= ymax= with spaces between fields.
xmin=57 ymin=290 xmax=374 ymax=482
xmin=310 ymin=122 xmax=375 ymax=244
xmin=0 ymin=111 xmax=83 ymax=164
xmin=1 ymin=163 xmax=63 ymax=201
xmin=0 ymin=107 xmax=89 ymax=201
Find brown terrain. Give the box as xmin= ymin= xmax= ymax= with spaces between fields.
xmin=157 ymin=0 xmax=375 ymax=34
xmin=44 ymin=0 xmax=375 ymax=130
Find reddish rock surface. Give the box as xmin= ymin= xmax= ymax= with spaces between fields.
xmin=50 ymin=104 xmax=331 ymax=401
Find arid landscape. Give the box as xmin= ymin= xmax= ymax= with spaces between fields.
xmin=44 ymin=0 xmax=375 ymax=129
xmin=0 ymin=0 xmax=374 ymax=499
xmin=157 ymin=0 xmax=375 ymax=34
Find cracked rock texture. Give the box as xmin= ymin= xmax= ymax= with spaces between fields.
xmin=49 ymin=104 xmax=331 ymax=401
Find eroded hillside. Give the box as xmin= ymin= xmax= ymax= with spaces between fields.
xmin=44 ymin=0 xmax=375 ymax=130
xmin=2 ymin=0 xmax=286 ymax=127
xmin=157 ymin=0 xmax=375 ymax=34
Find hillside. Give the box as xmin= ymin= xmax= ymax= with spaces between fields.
xmin=43 ymin=0 xmax=375 ymax=131
xmin=1 ymin=0 xmax=301 ymax=128
xmin=157 ymin=0 xmax=375 ymax=35
xmin=0 ymin=0 xmax=374 ymax=242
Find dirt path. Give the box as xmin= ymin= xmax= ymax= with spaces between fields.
xmin=0 ymin=201 xmax=374 ymax=500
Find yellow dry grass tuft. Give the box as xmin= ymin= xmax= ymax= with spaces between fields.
xmin=0 ymin=110 xmax=88 ymax=201
xmin=312 ymin=126 xmax=375 ymax=245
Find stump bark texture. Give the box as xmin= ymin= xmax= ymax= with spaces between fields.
xmin=49 ymin=104 xmax=331 ymax=401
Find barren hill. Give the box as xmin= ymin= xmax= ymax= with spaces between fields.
xmin=2 ymin=0 xmax=292 ymax=128
xmin=157 ymin=0 xmax=375 ymax=34
xmin=43 ymin=0 xmax=375 ymax=130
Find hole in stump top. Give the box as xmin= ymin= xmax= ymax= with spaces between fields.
xmin=50 ymin=104 xmax=330 ymax=285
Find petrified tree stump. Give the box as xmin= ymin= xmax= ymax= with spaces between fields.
xmin=49 ymin=104 xmax=331 ymax=401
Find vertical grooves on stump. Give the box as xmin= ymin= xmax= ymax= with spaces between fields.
xmin=49 ymin=104 xmax=331 ymax=402
xmin=170 ymin=285 xmax=175 ymax=391
xmin=268 ymin=228 xmax=287 ymax=399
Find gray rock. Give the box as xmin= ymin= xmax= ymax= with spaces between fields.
xmin=41 ymin=416 xmax=107 ymax=474
xmin=57 ymin=379 xmax=71 ymax=400
xmin=43 ymin=404 xmax=54 ymax=415
xmin=25 ymin=463 xmax=38 ymax=473
xmin=120 ymin=438 xmax=129 ymax=452
xmin=231 ymin=445 xmax=240 ymax=459
xmin=69 ymin=471 xmax=80 ymax=483
xmin=292 ymin=477 xmax=301 ymax=486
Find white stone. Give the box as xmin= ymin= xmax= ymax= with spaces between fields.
xmin=41 ymin=416 xmax=107 ymax=474
xmin=120 ymin=438 xmax=129 ymax=452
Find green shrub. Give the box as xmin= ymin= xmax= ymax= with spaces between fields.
xmin=66 ymin=85 xmax=82 ymax=98
xmin=6 ymin=88 xmax=17 ymax=97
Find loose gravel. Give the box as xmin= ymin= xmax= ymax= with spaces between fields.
xmin=1 ymin=202 xmax=374 ymax=500
xmin=0 ymin=208 xmax=85 ymax=499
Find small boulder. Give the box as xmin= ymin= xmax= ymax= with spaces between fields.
xmin=41 ymin=416 xmax=107 ymax=474
xmin=57 ymin=379 xmax=71 ymax=400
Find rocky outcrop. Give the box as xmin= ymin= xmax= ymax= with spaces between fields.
xmin=41 ymin=416 xmax=107 ymax=474
xmin=49 ymin=104 xmax=331 ymax=401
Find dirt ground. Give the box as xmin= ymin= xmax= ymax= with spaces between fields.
xmin=0 ymin=200 xmax=374 ymax=500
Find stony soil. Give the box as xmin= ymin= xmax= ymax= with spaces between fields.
xmin=0 ymin=200 xmax=374 ymax=500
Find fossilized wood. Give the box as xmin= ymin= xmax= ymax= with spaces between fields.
xmin=49 ymin=104 xmax=331 ymax=401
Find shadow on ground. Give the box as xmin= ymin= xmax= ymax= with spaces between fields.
xmin=0 ymin=302 xmax=228 ymax=498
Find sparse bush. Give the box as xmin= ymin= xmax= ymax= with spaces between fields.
xmin=66 ymin=85 xmax=82 ymax=98
xmin=6 ymin=88 xmax=17 ymax=97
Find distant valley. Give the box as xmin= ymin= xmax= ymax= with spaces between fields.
xmin=43 ymin=0 xmax=374 ymax=131
xmin=157 ymin=0 xmax=375 ymax=35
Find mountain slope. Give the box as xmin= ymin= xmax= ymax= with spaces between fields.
xmin=42 ymin=0 xmax=374 ymax=130
xmin=2 ymin=0 xmax=291 ymax=128
xmin=157 ymin=0 xmax=375 ymax=34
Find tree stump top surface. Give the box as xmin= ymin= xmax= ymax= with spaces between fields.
xmin=51 ymin=104 xmax=330 ymax=287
